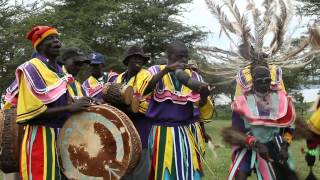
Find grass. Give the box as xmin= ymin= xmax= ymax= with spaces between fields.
xmin=1 ymin=120 xmax=318 ymax=180
xmin=202 ymin=120 xmax=320 ymax=180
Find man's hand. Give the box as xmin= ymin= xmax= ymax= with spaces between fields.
xmin=203 ymin=132 xmax=212 ymax=143
xmin=164 ymin=62 xmax=188 ymax=72
xmin=68 ymin=97 xmax=92 ymax=113
xmin=254 ymin=141 xmax=271 ymax=161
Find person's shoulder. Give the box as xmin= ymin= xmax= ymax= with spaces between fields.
xmin=147 ymin=65 xmax=162 ymax=74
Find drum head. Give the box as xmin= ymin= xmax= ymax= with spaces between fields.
xmin=58 ymin=104 xmax=142 ymax=180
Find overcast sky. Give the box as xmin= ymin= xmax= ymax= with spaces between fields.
xmin=10 ymin=0 xmax=320 ymax=101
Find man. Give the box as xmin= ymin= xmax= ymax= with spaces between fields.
xmin=227 ymin=60 xmax=297 ymax=180
xmin=145 ymin=41 xmax=214 ymax=180
xmin=60 ymin=47 xmax=90 ymax=99
xmin=304 ymin=96 xmax=320 ymax=179
xmin=115 ymin=45 xmax=153 ymax=180
xmin=82 ymin=52 xmax=118 ymax=99
xmin=16 ymin=26 xmax=91 ymax=179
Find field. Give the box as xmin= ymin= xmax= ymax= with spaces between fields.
xmin=202 ymin=120 xmax=320 ymax=180
xmin=1 ymin=120 xmax=318 ymax=180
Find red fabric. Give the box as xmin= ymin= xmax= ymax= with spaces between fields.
xmin=242 ymin=99 xmax=295 ymax=127
xmin=149 ymin=128 xmax=159 ymax=180
xmin=26 ymin=26 xmax=56 ymax=47
xmin=30 ymin=127 xmax=44 ymax=180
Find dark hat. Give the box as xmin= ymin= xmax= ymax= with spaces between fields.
xmin=60 ymin=47 xmax=90 ymax=64
xmin=88 ymin=52 xmax=105 ymax=65
xmin=123 ymin=46 xmax=149 ymax=66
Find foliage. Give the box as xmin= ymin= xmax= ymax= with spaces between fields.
xmin=0 ymin=0 xmax=206 ymax=94
xmin=0 ymin=0 xmax=35 ymax=96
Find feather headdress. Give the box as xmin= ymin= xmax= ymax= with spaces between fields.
xmin=199 ymin=0 xmax=320 ymax=85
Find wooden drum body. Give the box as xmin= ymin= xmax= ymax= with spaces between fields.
xmin=57 ymin=104 xmax=142 ymax=180
xmin=102 ymin=83 xmax=133 ymax=106
xmin=0 ymin=108 xmax=23 ymax=173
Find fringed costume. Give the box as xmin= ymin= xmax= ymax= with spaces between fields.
xmin=16 ymin=54 xmax=83 ymax=180
xmin=146 ymin=65 xmax=213 ymax=180
xmin=82 ymin=72 xmax=118 ymax=99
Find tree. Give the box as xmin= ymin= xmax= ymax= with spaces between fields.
xmin=19 ymin=0 xmax=206 ymax=72
xmin=0 ymin=0 xmax=32 ymax=95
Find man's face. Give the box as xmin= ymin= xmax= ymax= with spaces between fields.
xmin=252 ymin=67 xmax=272 ymax=94
xmin=64 ymin=56 xmax=86 ymax=76
xmin=169 ymin=46 xmax=189 ymax=64
xmin=37 ymin=34 xmax=61 ymax=57
xmin=90 ymin=64 xmax=104 ymax=78
xmin=127 ymin=55 xmax=145 ymax=73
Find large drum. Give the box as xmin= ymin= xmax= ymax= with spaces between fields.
xmin=57 ymin=104 xmax=142 ymax=180
xmin=0 ymin=108 xmax=23 ymax=173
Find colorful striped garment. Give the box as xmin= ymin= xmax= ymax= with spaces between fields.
xmin=15 ymin=55 xmax=82 ymax=180
xmin=116 ymin=68 xmax=153 ymax=149
xmin=82 ymin=72 xmax=118 ymax=99
xmin=235 ymin=65 xmax=286 ymax=96
xmin=116 ymin=69 xmax=152 ymax=113
xmin=228 ymin=91 xmax=295 ymax=180
xmin=146 ymin=65 xmax=214 ymax=180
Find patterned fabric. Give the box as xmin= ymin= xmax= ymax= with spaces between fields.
xmin=116 ymin=69 xmax=152 ymax=113
xmin=148 ymin=65 xmax=200 ymax=104
xmin=232 ymin=91 xmax=295 ymax=127
xmin=82 ymin=72 xmax=118 ymax=99
xmin=148 ymin=122 xmax=205 ymax=180
xmin=227 ymin=148 xmax=276 ymax=180
xmin=20 ymin=125 xmax=65 ymax=180
xmin=15 ymin=56 xmax=83 ymax=179
xmin=229 ymin=91 xmax=295 ymax=179
xmin=82 ymin=76 xmax=104 ymax=98
xmin=15 ymin=57 xmax=73 ymax=123
xmin=235 ymin=65 xmax=286 ymax=97
xmin=147 ymin=65 xmax=213 ymax=120
xmin=62 ymin=66 xmax=84 ymax=99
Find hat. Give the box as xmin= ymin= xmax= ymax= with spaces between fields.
xmin=26 ymin=26 xmax=59 ymax=49
xmin=88 ymin=52 xmax=105 ymax=65
xmin=60 ymin=47 xmax=90 ymax=64
xmin=123 ymin=46 xmax=149 ymax=66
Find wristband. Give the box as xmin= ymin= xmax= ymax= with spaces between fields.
xmin=245 ymin=135 xmax=257 ymax=148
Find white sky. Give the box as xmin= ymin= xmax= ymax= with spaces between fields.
xmin=180 ymin=0 xmax=319 ymax=102
xmin=9 ymin=0 xmax=320 ymax=102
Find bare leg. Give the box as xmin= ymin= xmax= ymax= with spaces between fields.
xmin=235 ymin=171 xmax=249 ymax=180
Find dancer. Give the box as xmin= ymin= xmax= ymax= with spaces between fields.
xmin=145 ymin=41 xmax=214 ymax=180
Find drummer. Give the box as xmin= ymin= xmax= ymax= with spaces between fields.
xmin=59 ymin=47 xmax=91 ymax=99
xmin=82 ymin=52 xmax=118 ymax=99
xmin=16 ymin=26 xmax=92 ymax=180
xmin=145 ymin=41 xmax=214 ymax=180
xmin=115 ymin=45 xmax=153 ymax=180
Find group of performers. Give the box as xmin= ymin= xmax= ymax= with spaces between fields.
xmin=1 ymin=25 xmax=320 ymax=180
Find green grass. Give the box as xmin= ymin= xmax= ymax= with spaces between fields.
xmin=2 ymin=120 xmax=318 ymax=180
xmin=202 ymin=120 xmax=320 ymax=180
